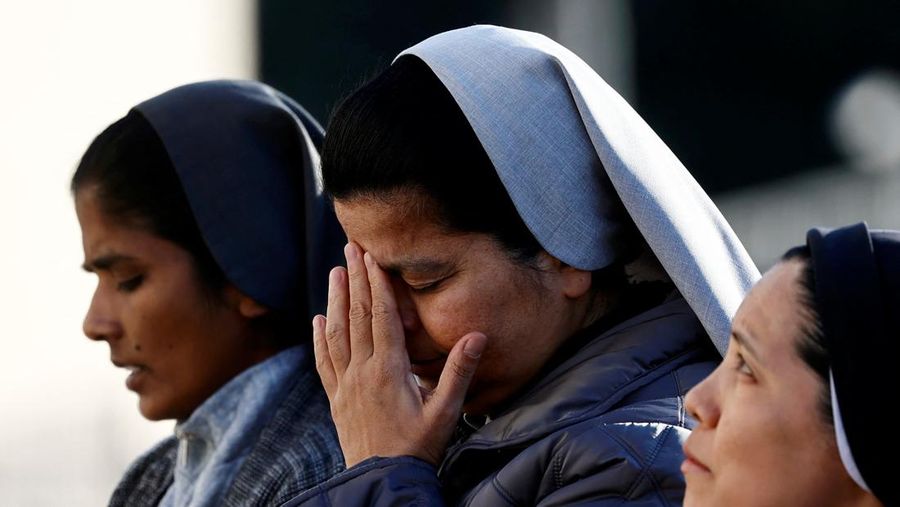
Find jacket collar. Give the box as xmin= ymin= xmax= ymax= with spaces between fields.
xmin=449 ymin=297 xmax=707 ymax=455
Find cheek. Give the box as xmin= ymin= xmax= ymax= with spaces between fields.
xmin=414 ymin=283 xmax=507 ymax=350
xmin=711 ymin=389 xmax=834 ymax=503
xmin=127 ymin=276 xmax=211 ymax=360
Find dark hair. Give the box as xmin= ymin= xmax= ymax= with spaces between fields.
xmin=322 ymin=55 xmax=544 ymax=263
xmin=781 ymin=246 xmax=832 ymax=425
xmin=320 ymin=55 xmax=665 ymax=324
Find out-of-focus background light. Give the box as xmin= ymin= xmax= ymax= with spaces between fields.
xmin=1 ymin=1 xmax=898 ymax=505
xmin=0 ymin=1 xmax=255 ymax=505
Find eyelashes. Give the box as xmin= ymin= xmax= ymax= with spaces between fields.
xmin=117 ymin=275 xmax=144 ymax=293
xmin=408 ymin=279 xmax=442 ymax=293
xmin=734 ymin=351 xmax=755 ymax=379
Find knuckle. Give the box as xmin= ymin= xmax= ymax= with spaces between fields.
xmin=348 ymin=300 xmax=371 ymax=322
xmin=324 ymin=323 xmax=344 ymax=344
xmin=370 ymin=300 xmax=394 ymax=320
xmin=314 ymin=351 xmax=331 ymax=371
xmin=450 ymin=359 xmax=473 ymax=380
xmin=363 ymin=360 xmax=395 ymax=387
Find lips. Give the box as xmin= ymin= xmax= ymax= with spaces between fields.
xmin=681 ymin=444 xmax=712 ymax=475
xmin=112 ymin=360 xmax=148 ymax=392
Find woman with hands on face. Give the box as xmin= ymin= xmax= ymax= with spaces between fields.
xmin=287 ymin=25 xmax=759 ymax=506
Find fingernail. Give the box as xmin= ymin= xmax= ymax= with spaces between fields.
xmin=344 ymin=243 xmax=357 ymax=262
xmin=463 ymin=334 xmax=486 ymax=359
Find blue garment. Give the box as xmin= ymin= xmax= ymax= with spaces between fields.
xmin=99 ymin=80 xmax=346 ymax=506
xmin=135 ymin=80 xmax=345 ymax=318
xmin=109 ymin=345 xmax=343 ymax=506
xmin=158 ymin=347 xmax=303 ymax=507
xmin=805 ymin=223 xmax=900 ymax=506
xmin=285 ymin=297 xmax=718 ymax=506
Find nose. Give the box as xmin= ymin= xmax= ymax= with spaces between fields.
xmin=82 ymin=285 xmax=123 ymax=342
xmin=684 ymin=367 xmax=721 ymax=428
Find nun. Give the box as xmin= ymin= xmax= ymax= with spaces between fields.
xmin=73 ymin=80 xmax=345 ymax=506
xmin=286 ymin=25 xmax=758 ymax=506
xmin=684 ymin=222 xmax=897 ymax=507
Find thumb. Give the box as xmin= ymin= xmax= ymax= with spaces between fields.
xmin=429 ymin=332 xmax=486 ymax=420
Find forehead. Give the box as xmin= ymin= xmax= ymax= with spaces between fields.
xmin=76 ymin=188 xmax=174 ymax=264
xmin=334 ymin=192 xmax=472 ymax=267
xmin=732 ymin=261 xmax=808 ymax=364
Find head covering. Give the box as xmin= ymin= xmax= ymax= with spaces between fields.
xmin=806 ymin=222 xmax=900 ymax=505
xmin=399 ymin=25 xmax=759 ymax=353
xmin=135 ymin=80 xmax=345 ymax=318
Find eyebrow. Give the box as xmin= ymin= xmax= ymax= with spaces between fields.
xmin=379 ymin=257 xmax=451 ymax=277
xmin=82 ymin=254 xmax=136 ymax=273
xmin=731 ymin=329 xmax=762 ymax=362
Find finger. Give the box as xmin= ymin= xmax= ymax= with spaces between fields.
xmin=345 ymin=242 xmax=375 ymax=362
xmin=324 ymin=266 xmax=351 ymax=375
xmin=429 ymin=332 xmax=486 ymax=423
xmin=312 ymin=314 xmax=337 ymax=395
xmin=364 ymin=252 xmax=407 ymax=362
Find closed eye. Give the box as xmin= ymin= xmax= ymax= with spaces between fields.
xmin=117 ymin=275 xmax=144 ymax=293
xmin=407 ymin=277 xmax=446 ymax=294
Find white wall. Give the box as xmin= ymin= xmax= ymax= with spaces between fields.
xmin=0 ymin=2 xmax=256 ymax=504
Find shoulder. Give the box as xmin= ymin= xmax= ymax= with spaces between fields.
xmin=491 ymin=398 xmax=689 ymax=505
xmin=224 ymin=370 xmax=345 ymax=506
xmin=108 ymin=436 xmax=177 ymax=507
xmin=549 ymin=398 xmax=689 ymax=504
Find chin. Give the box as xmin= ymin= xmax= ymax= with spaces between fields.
xmin=683 ymin=486 xmax=718 ymax=507
xmin=138 ymin=397 xmax=181 ymax=422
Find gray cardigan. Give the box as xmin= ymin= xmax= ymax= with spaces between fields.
xmin=108 ymin=364 xmax=344 ymax=506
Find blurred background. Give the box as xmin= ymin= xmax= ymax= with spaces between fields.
xmin=1 ymin=0 xmax=898 ymax=504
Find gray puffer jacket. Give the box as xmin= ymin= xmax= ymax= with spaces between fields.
xmin=285 ymin=296 xmax=718 ymax=506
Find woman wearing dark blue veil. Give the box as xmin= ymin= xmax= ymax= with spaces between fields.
xmin=684 ymin=222 xmax=898 ymax=507
xmin=72 ymin=81 xmax=345 ymax=506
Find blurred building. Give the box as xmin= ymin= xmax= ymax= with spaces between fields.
xmin=2 ymin=1 xmax=898 ymax=505
xmin=0 ymin=1 xmax=256 ymax=505
xmin=260 ymin=0 xmax=900 ymax=267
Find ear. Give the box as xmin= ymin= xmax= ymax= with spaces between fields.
xmin=223 ymin=285 xmax=270 ymax=318
xmin=238 ymin=296 xmax=269 ymax=318
xmin=560 ymin=264 xmax=592 ymax=299
xmin=537 ymin=252 xmax=592 ymax=299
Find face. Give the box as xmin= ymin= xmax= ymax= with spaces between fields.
xmin=76 ymin=187 xmax=273 ymax=421
xmin=683 ymin=261 xmax=862 ymax=507
xmin=335 ymin=192 xmax=593 ymax=415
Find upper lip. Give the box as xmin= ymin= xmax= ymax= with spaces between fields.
xmin=111 ymin=359 xmax=145 ymax=371
xmin=682 ymin=443 xmax=711 ymax=472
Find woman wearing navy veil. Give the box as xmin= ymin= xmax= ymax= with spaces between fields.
xmin=73 ymin=81 xmax=345 ymax=506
